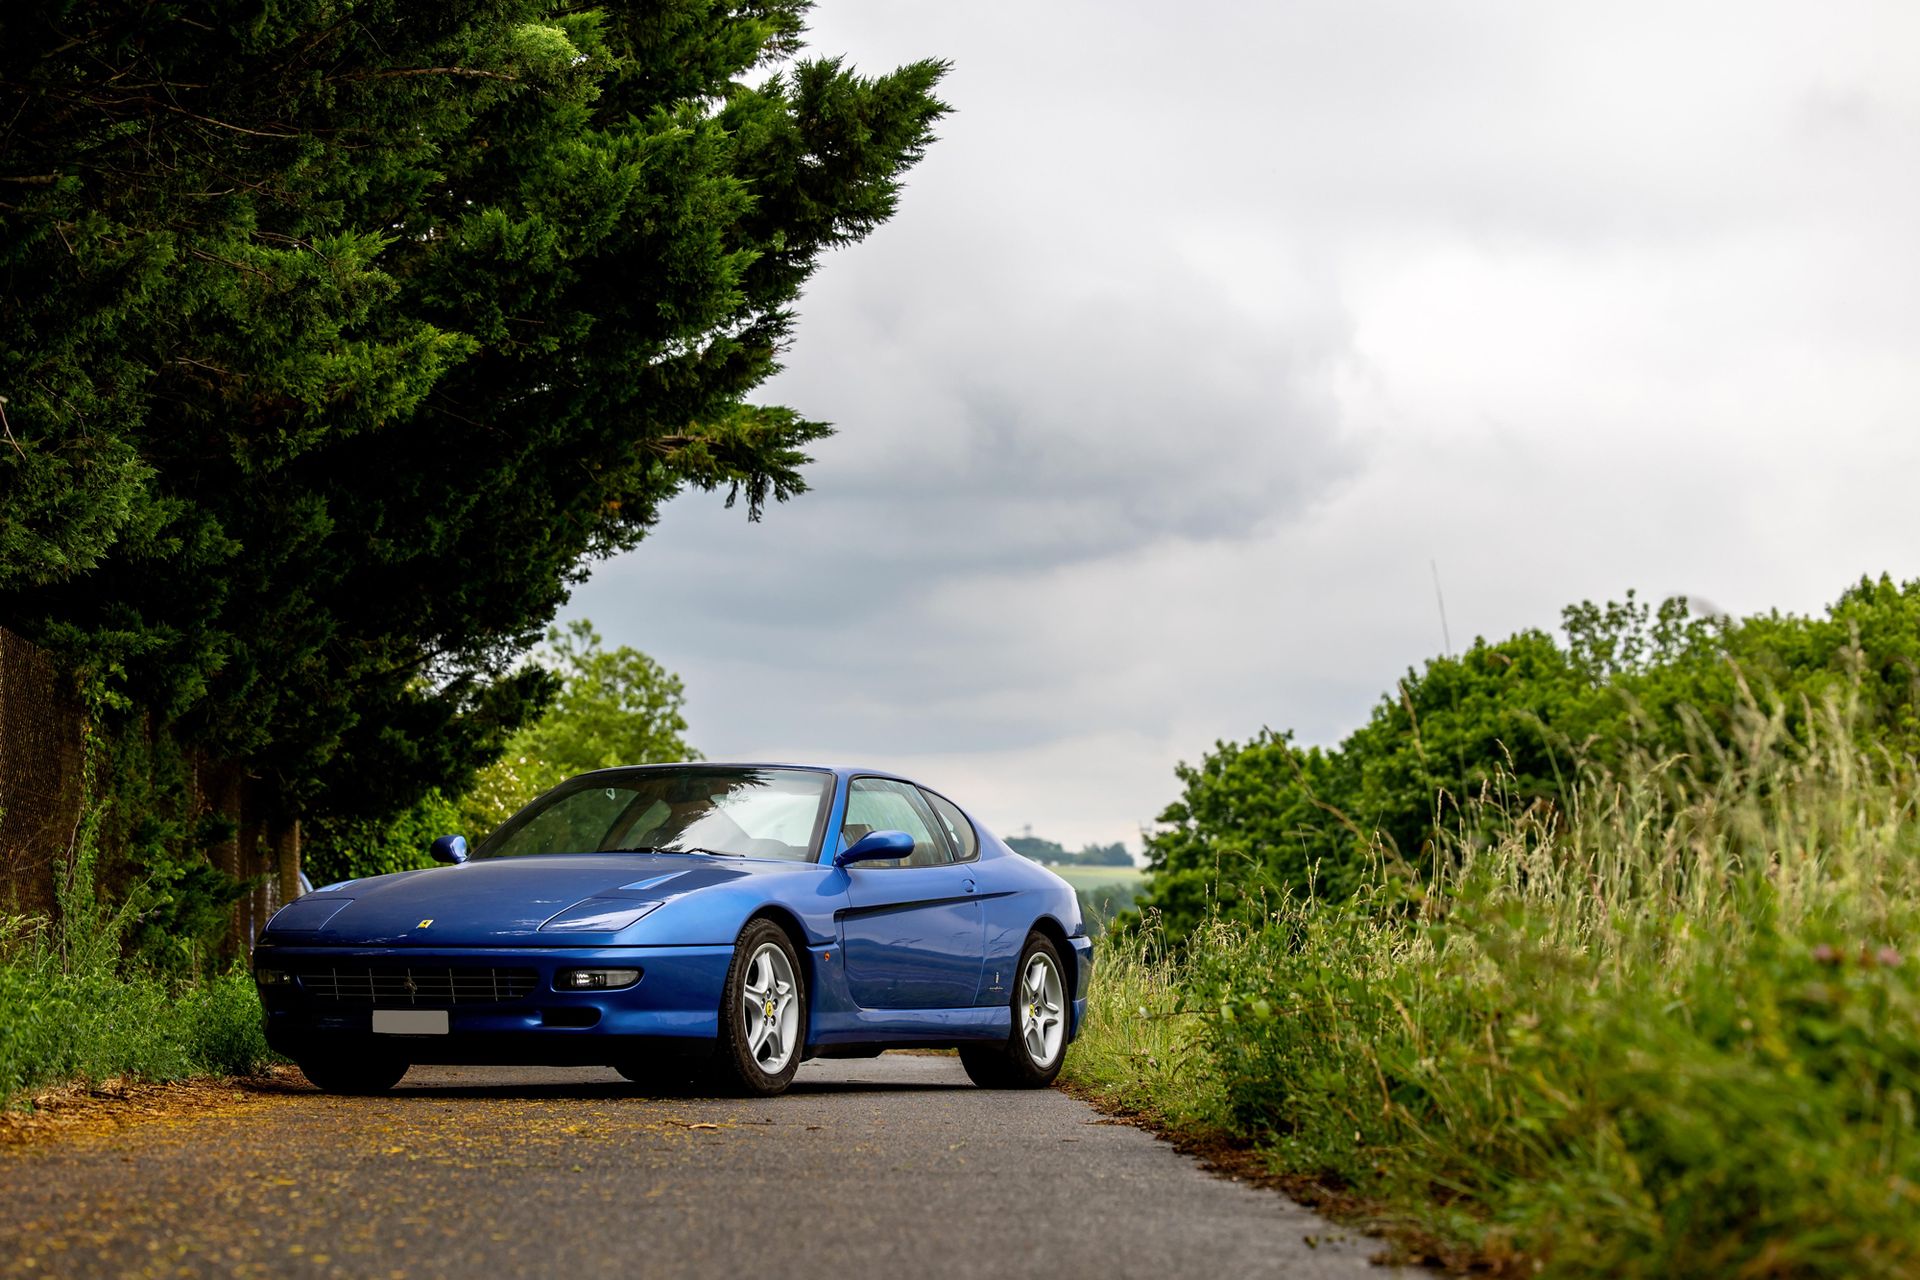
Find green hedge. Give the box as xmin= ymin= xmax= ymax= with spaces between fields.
xmin=1071 ymin=719 xmax=1920 ymax=1276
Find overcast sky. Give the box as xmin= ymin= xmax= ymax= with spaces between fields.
xmin=565 ymin=1 xmax=1920 ymax=852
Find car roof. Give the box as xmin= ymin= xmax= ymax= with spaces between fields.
xmin=570 ymin=761 xmax=920 ymax=784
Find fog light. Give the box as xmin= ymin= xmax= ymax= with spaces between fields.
xmin=556 ymin=968 xmax=641 ymax=991
xmin=254 ymin=968 xmax=294 ymax=986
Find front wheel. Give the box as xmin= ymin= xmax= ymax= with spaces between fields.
xmin=961 ymin=933 xmax=1068 ymax=1088
xmin=297 ymin=1051 xmax=408 ymax=1095
xmin=714 ymin=919 xmax=807 ymax=1096
xmin=614 ymin=1058 xmax=698 ymax=1095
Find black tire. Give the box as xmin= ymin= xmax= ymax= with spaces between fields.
xmin=961 ymin=932 xmax=1069 ymax=1089
xmin=614 ymin=1058 xmax=699 ymax=1094
xmin=714 ymin=918 xmax=807 ymax=1097
xmin=297 ymin=1051 xmax=408 ymax=1095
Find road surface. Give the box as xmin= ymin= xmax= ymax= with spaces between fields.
xmin=0 ymin=1056 xmax=1407 ymax=1279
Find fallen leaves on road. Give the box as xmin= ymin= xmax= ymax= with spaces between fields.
xmin=0 ymin=1067 xmax=301 ymax=1148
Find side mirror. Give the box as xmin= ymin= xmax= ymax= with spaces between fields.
xmin=431 ymin=834 xmax=469 ymax=865
xmin=835 ymin=829 xmax=915 ymax=867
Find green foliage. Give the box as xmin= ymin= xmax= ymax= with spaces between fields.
xmin=1058 ymin=924 xmax=1228 ymax=1131
xmin=1007 ymin=834 xmax=1134 ymax=867
xmin=0 ymin=916 xmax=273 ymax=1104
xmin=32 ymin=697 xmax=246 ymax=977
xmin=304 ymin=619 xmax=694 ymax=880
xmin=302 ymin=789 xmax=465 ymax=889
xmin=1075 ymin=714 xmax=1920 ymax=1275
xmin=458 ymin=619 xmax=697 ymax=832
xmin=1144 ymin=576 xmax=1920 ymax=936
xmin=1075 ymin=842 xmax=1134 ymax=867
xmin=0 ymin=1 xmax=948 ymax=865
xmin=512 ymin=620 xmax=696 ymax=780
xmin=1006 ymin=835 xmax=1069 ymax=862
xmin=177 ymin=968 xmax=280 ymax=1078
xmin=3 ymin=717 xmax=264 ymax=1097
xmin=88 ymin=719 xmax=249 ymax=970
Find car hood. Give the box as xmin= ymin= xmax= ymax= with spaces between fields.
xmin=261 ymin=853 xmax=805 ymax=947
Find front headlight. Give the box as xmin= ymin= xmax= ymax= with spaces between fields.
xmin=254 ymin=967 xmax=295 ymax=987
xmin=555 ymin=968 xmax=642 ymax=991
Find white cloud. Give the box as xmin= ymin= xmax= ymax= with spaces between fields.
xmin=567 ymin=0 xmax=1920 ymax=849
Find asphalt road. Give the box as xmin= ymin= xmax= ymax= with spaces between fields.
xmin=0 ymin=1056 xmax=1408 ymax=1279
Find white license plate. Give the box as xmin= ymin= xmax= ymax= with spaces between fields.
xmin=372 ymin=1010 xmax=449 ymax=1035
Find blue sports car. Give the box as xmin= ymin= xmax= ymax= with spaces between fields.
xmin=252 ymin=764 xmax=1094 ymax=1096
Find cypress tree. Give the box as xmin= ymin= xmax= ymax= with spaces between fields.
xmin=0 ymin=3 xmax=946 ymax=853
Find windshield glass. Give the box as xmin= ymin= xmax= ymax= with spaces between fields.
xmin=474 ymin=767 xmax=832 ymax=863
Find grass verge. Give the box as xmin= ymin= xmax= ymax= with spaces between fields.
xmin=0 ymin=920 xmax=274 ymax=1107
xmin=1064 ymin=711 xmax=1920 ymax=1276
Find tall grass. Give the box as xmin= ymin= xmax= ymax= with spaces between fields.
xmin=0 ymin=914 xmax=274 ymax=1105
xmin=0 ymin=717 xmax=276 ymax=1106
xmin=1068 ymin=703 xmax=1920 ymax=1276
xmin=1061 ymin=921 xmax=1230 ymax=1129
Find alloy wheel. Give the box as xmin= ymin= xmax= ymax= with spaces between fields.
xmin=740 ymin=940 xmax=800 ymax=1074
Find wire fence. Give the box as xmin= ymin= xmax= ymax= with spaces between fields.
xmin=0 ymin=625 xmax=296 ymax=955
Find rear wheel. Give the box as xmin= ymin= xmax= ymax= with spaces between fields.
xmin=961 ymin=933 xmax=1068 ymax=1089
xmin=297 ymin=1052 xmax=408 ymax=1095
xmin=714 ymin=919 xmax=806 ymax=1096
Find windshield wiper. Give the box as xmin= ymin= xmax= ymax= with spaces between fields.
xmin=614 ymin=845 xmax=742 ymax=858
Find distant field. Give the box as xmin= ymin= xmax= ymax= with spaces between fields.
xmin=1048 ymin=865 xmax=1147 ymax=890
xmin=1044 ymin=866 xmax=1149 ymax=927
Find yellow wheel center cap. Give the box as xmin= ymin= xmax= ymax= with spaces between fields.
xmin=764 ymin=998 xmax=776 ymax=1018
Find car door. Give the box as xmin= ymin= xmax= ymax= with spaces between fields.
xmin=836 ymin=777 xmax=985 ymax=1009
xmin=919 ymin=786 xmax=1022 ymax=1008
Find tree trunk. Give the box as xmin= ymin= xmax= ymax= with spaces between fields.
xmin=275 ymin=818 xmax=302 ymax=903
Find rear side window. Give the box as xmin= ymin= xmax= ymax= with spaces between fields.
xmin=841 ymin=778 xmax=952 ymax=867
xmin=921 ymin=790 xmax=978 ymax=863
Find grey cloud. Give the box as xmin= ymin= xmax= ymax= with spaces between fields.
xmin=566 ymin=0 xmax=1920 ymax=847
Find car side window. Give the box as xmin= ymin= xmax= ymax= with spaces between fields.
xmin=841 ymin=778 xmax=951 ymax=868
xmin=920 ymin=790 xmax=978 ymax=863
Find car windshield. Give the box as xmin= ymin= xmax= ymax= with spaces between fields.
xmin=474 ymin=767 xmax=832 ymax=863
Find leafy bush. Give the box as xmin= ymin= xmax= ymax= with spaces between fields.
xmin=0 ymin=920 xmax=274 ymax=1105
xmin=304 ymin=619 xmax=698 ymax=883
xmin=1075 ymin=704 xmax=1920 ymax=1275
xmin=1144 ymin=575 xmax=1920 ymax=937
xmin=178 ymin=969 xmax=274 ymax=1079
xmin=1060 ymin=921 xmax=1229 ymax=1130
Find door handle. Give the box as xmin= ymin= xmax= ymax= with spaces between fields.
xmin=963 ymin=877 xmax=976 ymax=893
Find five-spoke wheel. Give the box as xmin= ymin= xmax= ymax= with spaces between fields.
xmin=741 ymin=938 xmax=800 ymax=1075
xmin=1017 ymin=948 xmax=1066 ymax=1068
xmin=960 ymin=932 xmax=1071 ymax=1088
xmin=715 ymin=918 xmax=807 ymax=1095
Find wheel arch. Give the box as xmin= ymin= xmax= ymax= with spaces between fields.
xmin=1029 ymin=914 xmax=1076 ymax=998
xmin=741 ymin=904 xmax=815 ymax=1029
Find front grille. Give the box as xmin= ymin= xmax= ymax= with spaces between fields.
xmin=297 ymin=965 xmax=539 ymax=1007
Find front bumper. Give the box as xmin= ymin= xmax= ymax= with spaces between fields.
xmin=253 ymin=943 xmax=733 ymax=1065
xmin=1068 ymin=933 xmax=1095 ymax=1041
